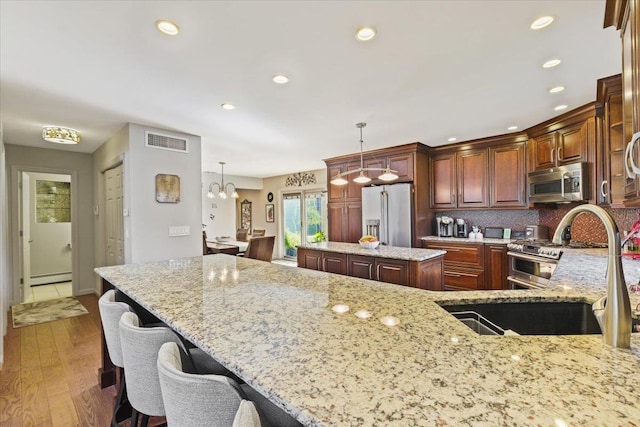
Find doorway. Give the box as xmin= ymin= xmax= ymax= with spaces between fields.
xmin=20 ymin=171 xmax=73 ymax=303
xmin=282 ymin=190 xmax=327 ymax=259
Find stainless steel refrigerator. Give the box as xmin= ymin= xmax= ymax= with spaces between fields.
xmin=361 ymin=183 xmax=413 ymax=247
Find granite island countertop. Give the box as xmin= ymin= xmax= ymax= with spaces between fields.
xmin=95 ymin=253 xmax=640 ymax=426
xmin=297 ymin=241 xmax=446 ymax=262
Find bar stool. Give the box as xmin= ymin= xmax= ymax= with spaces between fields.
xmin=158 ymin=342 xmax=302 ymax=427
xmin=98 ymin=290 xmax=133 ymax=427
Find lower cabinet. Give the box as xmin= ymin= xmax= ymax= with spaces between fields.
xmin=422 ymin=240 xmax=508 ymax=291
xmin=297 ymin=247 xmax=444 ymax=290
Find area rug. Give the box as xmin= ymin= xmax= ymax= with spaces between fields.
xmin=11 ymin=297 xmax=89 ymax=328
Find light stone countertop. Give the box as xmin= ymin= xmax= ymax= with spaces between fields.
xmin=95 ymin=253 xmax=640 ymax=427
xmin=297 ymin=241 xmax=446 ymax=261
xmin=420 ymin=235 xmax=512 ymax=245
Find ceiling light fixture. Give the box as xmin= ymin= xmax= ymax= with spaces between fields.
xmin=531 ymin=16 xmax=554 ymax=30
xmin=447 ymin=137 xmax=457 ymax=142
xmin=330 ymin=123 xmax=398 ymax=186
xmin=155 ymin=20 xmax=180 ymax=35
xmin=554 ymin=104 xmax=568 ymax=111
xmin=221 ymin=103 xmax=235 ymax=110
xmin=549 ymin=86 xmax=565 ymax=93
xmin=507 ymin=125 xmax=518 ymax=131
xmin=272 ymin=75 xmax=289 ymax=84
xmin=542 ymin=59 xmax=561 ymax=68
xmin=355 ymin=26 xmax=376 ymax=41
xmin=42 ymin=126 xmax=80 ymax=144
xmin=207 ymin=162 xmax=239 ymax=199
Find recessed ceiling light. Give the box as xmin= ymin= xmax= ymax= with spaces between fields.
xmin=542 ymin=59 xmax=561 ymax=68
xmin=155 ymin=20 xmax=180 ymax=36
xmin=355 ymin=26 xmax=376 ymax=41
xmin=549 ymin=86 xmax=565 ymax=93
xmin=531 ymin=16 xmax=554 ymax=30
xmin=447 ymin=137 xmax=457 ymax=142
xmin=272 ymin=75 xmax=289 ymax=84
xmin=221 ymin=103 xmax=235 ymax=110
xmin=507 ymin=125 xmax=518 ymax=131
xmin=554 ymin=104 xmax=568 ymax=111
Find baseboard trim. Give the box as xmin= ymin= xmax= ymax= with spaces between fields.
xmin=30 ymin=273 xmax=72 ymax=286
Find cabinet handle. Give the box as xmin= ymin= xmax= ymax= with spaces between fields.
xmin=444 ymin=272 xmax=462 ymax=278
xmin=322 ymin=258 xmax=326 ymax=271
xmin=452 ymin=193 xmax=456 ymax=205
xmin=557 ymin=146 xmax=563 ymax=161
xmin=550 ymin=148 xmax=555 ymax=163
xmin=625 ymin=132 xmax=640 ymax=179
xmin=601 ymin=180 xmax=608 ymax=199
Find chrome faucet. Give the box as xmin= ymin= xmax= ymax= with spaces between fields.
xmin=552 ymin=204 xmax=631 ymax=348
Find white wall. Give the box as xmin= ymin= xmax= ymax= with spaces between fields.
xmin=0 ymin=135 xmax=8 ymax=366
xmin=5 ymin=145 xmax=95 ymax=302
xmin=127 ymin=124 xmax=202 ymax=263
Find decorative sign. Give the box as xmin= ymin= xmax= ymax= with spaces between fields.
xmin=285 ymin=172 xmax=316 ymax=187
xmin=240 ymin=199 xmax=252 ymax=230
xmin=266 ymin=204 xmax=275 ymax=222
xmin=155 ymin=174 xmax=180 ymax=203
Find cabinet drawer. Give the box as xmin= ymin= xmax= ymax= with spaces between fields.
xmin=423 ymin=242 xmax=484 ymax=267
xmin=347 ymin=255 xmax=375 ymax=280
xmin=374 ymin=259 xmax=409 ymax=286
xmin=323 ymin=253 xmax=347 ymax=275
xmin=443 ymin=268 xmax=484 ymax=291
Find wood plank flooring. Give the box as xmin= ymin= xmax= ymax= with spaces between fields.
xmin=0 ymin=294 xmax=164 ymax=427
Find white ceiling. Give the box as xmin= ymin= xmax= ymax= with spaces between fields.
xmin=0 ymin=1 xmax=621 ymax=178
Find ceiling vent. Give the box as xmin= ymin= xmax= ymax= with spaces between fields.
xmin=145 ymin=131 xmax=189 ymax=153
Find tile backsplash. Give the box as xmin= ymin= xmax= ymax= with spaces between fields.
xmin=436 ymin=206 xmax=640 ymax=243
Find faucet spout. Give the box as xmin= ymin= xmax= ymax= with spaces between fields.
xmin=552 ymin=204 xmax=631 ymax=348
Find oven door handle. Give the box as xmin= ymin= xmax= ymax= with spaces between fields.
xmin=507 ymin=276 xmax=546 ymax=290
xmin=507 ymin=251 xmax=557 ymax=263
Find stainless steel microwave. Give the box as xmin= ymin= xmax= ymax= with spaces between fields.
xmin=528 ymin=162 xmax=588 ymax=203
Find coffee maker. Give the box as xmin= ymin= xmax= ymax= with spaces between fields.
xmin=455 ymin=218 xmax=468 ymax=238
xmin=436 ymin=216 xmax=454 ymax=237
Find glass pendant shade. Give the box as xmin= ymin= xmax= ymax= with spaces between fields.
xmin=353 ymin=171 xmax=371 ymax=184
xmin=207 ymin=162 xmax=239 ymax=199
xmin=378 ymin=167 xmax=399 ymax=181
xmin=330 ymin=176 xmax=349 ymax=185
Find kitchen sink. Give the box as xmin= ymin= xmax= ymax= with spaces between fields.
xmin=439 ymin=301 xmax=603 ymax=336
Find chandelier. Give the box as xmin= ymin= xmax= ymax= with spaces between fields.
xmin=330 ymin=122 xmax=398 ymax=186
xmin=42 ymin=126 xmax=80 ymax=144
xmin=207 ymin=162 xmax=239 ymax=199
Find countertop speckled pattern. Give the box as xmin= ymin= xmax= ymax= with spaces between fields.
xmin=96 ymin=253 xmax=640 ymax=427
xmin=421 ymin=235 xmax=511 ymax=245
xmin=297 ymin=241 xmax=446 ymax=261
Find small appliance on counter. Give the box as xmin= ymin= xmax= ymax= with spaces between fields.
xmin=525 ymin=225 xmax=548 ymax=241
xmin=484 ymin=227 xmax=504 ymax=239
xmin=436 ymin=216 xmax=454 ymax=237
xmin=455 ymin=218 xmax=468 ymax=238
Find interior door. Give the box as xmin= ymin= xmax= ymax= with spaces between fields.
xmin=105 ymin=165 xmax=125 ymax=266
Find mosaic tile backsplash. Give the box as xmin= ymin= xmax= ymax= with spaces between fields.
xmin=437 ymin=206 xmax=640 ymax=243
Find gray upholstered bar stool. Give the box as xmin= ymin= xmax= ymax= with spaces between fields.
xmin=158 ymin=342 xmax=303 ymax=427
xmin=119 ymin=312 xmax=232 ymax=427
xmin=98 ymin=289 xmax=134 ymax=427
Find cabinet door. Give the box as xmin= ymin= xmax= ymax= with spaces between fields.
xmin=423 ymin=242 xmax=484 ymax=267
xmin=345 ymin=203 xmax=362 ymax=243
xmin=388 ymin=153 xmax=414 ymax=182
xmin=532 ymin=133 xmax=556 ymax=170
xmin=557 ymin=120 xmax=588 ymax=165
xmin=364 ymin=158 xmax=385 ymax=181
xmin=489 ymin=142 xmax=526 ymax=207
xmin=443 ymin=268 xmax=484 ymax=291
xmin=327 ymin=164 xmax=346 ymax=202
xmin=345 ymin=161 xmax=364 ymax=201
xmin=484 ymin=245 xmax=507 ymax=290
xmin=375 ymin=259 xmax=409 ymax=286
xmin=430 ymin=153 xmax=456 ymax=209
xmin=323 ymin=252 xmax=347 ymax=275
xmin=347 ymin=255 xmax=375 ymax=280
xmin=457 ymin=149 xmax=489 ymax=208
xmin=328 ymin=203 xmax=345 ymax=242
xmin=297 ymin=249 xmax=322 ymax=271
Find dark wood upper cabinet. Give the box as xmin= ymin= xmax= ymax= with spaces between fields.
xmin=430 ymin=153 xmax=456 ymax=209
xmin=532 ymin=133 xmax=556 ymax=170
xmin=597 ymin=74 xmax=625 ymax=207
xmin=457 ymin=149 xmax=489 ymax=208
xmin=489 ymin=142 xmax=527 ymax=208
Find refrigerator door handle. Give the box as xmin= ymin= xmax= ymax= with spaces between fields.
xmin=382 ymin=190 xmax=389 ymax=245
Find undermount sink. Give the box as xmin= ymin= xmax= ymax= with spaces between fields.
xmin=439 ymin=301 xmax=603 ymax=336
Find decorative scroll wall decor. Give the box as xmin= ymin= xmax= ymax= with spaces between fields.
xmin=286 ymin=172 xmax=316 ymax=187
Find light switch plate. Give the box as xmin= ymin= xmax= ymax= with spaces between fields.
xmin=169 ymin=226 xmax=190 ymax=237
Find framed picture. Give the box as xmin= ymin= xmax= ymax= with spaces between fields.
xmin=266 ymin=204 xmax=275 ymax=223
xmin=155 ymin=174 xmax=180 ymax=203
xmin=240 ymin=199 xmax=252 ymax=230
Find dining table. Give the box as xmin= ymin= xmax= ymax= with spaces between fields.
xmin=206 ymin=238 xmax=249 ymax=254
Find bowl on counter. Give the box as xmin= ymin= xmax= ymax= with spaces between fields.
xmin=215 ymin=236 xmax=231 ymax=242
xmin=358 ymin=240 xmax=380 ymax=249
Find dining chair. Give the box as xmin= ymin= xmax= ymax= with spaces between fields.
xmin=236 ymin=228 xmax=250 ymax=242
xmin=158 ymin=342 xmax=302 ymax=427
xmin=243 ymin=236 xmax=275 ymax=262
xmin=203 ymin=231 xmax=214 ymax=255
xmin=251 ymin=229 xmax=266 ymax=237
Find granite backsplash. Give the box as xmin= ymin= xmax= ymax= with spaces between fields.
xmin=436 ymin=205 xmax=640 ymax=243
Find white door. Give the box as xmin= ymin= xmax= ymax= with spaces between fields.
xmin=105 ymin=165 xmax=125 ymax=266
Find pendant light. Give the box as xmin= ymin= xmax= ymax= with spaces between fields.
xmin=330 ymin=123 xmax=399 ymax=186
xmin=207 ymin=162 xmax=239 ymax=199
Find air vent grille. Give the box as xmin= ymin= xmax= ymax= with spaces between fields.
xmin=145 ymin=131 xmax=189 ymax=153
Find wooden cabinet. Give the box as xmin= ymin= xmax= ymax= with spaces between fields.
xmin=597 ymin=74 xmax=625 ymax=207
xmin=530 ymin=118 xmax=592 ymax=170
xmin=328 ymin=202 xmax=361 ymax=243
xmin=327 ymin=161 xmax=363 ymax=203
xmin=297 ymin=247 xmax=444 ymax=290
xmin=422 ymin=240 xmax=508 ymax=291
xmin=364 ymin=152 xmax=414 ymax=183
xmin=605 ymin=0 xmax=640 ymax=206
xmin=489 ymin=142 xmax=527 ymax=207
xmin=430 ymin=149 xmax=489 ymax=209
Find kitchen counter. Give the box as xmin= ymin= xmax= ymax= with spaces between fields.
xmin=297 ymin=241 xmax=446 ymax=261
xmin=95 ymin=253 xmax=640 ymax=426
xmin=421 ymin=235 xmax=511 ymax=245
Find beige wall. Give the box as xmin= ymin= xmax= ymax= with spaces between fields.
xmin=1 ymin=136 xmax=8 ymax=363
xmin=5 ymin=144 xmax=95 ymax=300
xmin=236 ymin=168 xmax=327 ymax=258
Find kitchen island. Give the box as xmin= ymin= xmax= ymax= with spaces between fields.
xmin=296 ymin=241 xmax=446 ymax=290
xmin=96 ymin=253 xmax=640 ymax=426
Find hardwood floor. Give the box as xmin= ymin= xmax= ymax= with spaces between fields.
xmin=0 ymin=294 xmax=164 ymax=427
